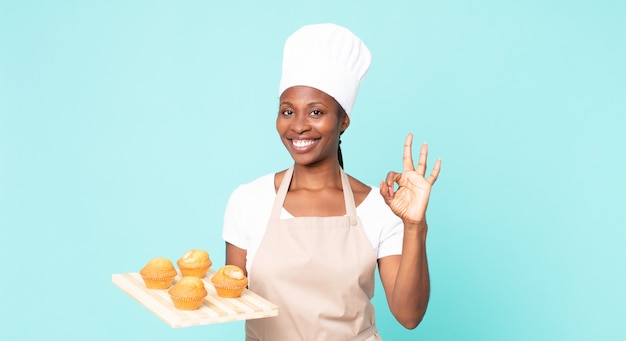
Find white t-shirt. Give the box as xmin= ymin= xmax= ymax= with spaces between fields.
xmin=222 ymin=172 xmax=404 ymax=275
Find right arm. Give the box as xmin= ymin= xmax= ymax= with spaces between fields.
xmin=225 ymin=242 xmax=248 ymax=277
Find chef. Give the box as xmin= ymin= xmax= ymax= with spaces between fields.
xmin=222 ymin=23 xmax=441 ymax=341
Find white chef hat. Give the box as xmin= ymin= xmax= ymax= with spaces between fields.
xmin=279 ymin=23 xmax=372 ymax=116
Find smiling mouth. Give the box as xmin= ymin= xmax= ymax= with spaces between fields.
xmin=291 ymin=139 xmax=317 ymax=148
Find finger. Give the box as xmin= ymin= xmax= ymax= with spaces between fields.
xmin=385 ymin=171 xmax=401 ymax=186
xmin=403 ymin=133 xmax=415 ymax=172
xmin=379 ymin=180 xmax=394 ymax=201
xmin=416 ymin=142 xmax=428 ymax=177
xmin=384 ymin=171 xmax=401 ymax=197
xmin=426 ymin=158 xmax=442 ymax=184
xmin=379 ymin=180 xmax=389 ymax=198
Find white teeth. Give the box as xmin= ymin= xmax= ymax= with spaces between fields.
xmin=292 ymin=139 xmax=315 ymax=147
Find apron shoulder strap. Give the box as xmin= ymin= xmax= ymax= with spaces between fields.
xmin=270 ymin=166 xmax=294 ymax=220
xmin=339 ymin=168 xmax=358 ymax=226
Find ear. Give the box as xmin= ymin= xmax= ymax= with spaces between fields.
xmin=340 ymin=112 xmax=350 ymax=133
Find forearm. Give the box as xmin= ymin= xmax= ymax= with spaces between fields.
xmin=389 ymin=222 xmax=430 ymax=329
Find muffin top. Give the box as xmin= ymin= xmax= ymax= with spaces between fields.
xmin=168 ymin=276 xmax=208 ymax=298
xmin=140 ymin=257 xmax=177 ymax=278
xmin=211 ymin=265 xmax=248 ymax=287
xmin=178 ymin=249 xmax=211 ymax=268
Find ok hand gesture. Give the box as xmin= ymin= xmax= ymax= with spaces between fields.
xmin=380 ymin=133 xmax=441 ymax=226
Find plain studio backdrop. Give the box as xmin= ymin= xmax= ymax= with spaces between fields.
xmin=1 ymin=1 xmax=624 ymax=340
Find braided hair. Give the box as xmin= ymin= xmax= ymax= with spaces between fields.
xmin=337 ymin=105 xmax=348 ymax=169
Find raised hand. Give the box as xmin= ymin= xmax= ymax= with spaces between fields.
xmin=380 ymin=133 xmax=441 ymax=225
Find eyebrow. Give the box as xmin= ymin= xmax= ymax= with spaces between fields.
xmin=280 ymin=101 xmax=328 ymax=107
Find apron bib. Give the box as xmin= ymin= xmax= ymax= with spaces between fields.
xmin=246 ymin=166 xmax=381 ymax=341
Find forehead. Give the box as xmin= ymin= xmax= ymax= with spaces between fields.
xmin=280 ymin=86 xmax=338 ymax=106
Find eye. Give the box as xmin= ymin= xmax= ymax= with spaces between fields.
xmin=310 ymin=110 xmax=322 ymax=116
xmin=281 ymin=109 xmax=294 ymax=116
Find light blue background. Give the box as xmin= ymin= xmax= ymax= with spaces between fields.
xmin=1 ymin=1 xmax=624 ymax=340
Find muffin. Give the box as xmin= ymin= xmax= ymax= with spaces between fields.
xmin=168 ymin=276 xmax=208 ymax=310
xmin=139 ymin=257 xmax=177 ymax=289
xmin=211 ymin=265 xmax=248 ymax=298
xmin=177 ymin=249 xmax=212 ymax=277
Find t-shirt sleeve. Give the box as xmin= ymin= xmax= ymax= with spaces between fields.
xmin=222 ymin=185 xmax=248 ymax=250
xmin=377 ymin=213 xmax=404 ymax=259
xmin=359 ymin=187 xmax=405 ymax=259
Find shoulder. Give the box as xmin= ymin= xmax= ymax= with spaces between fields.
xmin=227 ymin=172 xmax=277 ymax=208
xmin=357 ymin=183 xmax=401 ymax=226
xmin=359 ymin=185 xmax=390 ymax=213
xmin=224 ymin=172 xmax=277 ymax=228
xmin=346 ymin=173 xmax=373 ymax=206
xmin=343 ymin=171 xmax=397 ymax=221
xmin=273 ymin=169 xmax=288 ymax=192
xmin=232 ymin=173 xmax=276 ymax=195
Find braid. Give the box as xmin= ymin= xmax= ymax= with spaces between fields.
xmin=338 ymin=139 xmax=344 ymax=169
xmin=337 ymin=105 xmax=347 ymax=169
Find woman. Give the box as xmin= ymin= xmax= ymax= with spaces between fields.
xmin=222 ymin=23 xmax=441 ymax=341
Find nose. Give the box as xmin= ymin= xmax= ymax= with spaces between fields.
xmin=291 ymin=112 xmax=310 ymax=134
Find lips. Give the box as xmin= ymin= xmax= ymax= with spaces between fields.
xmin=292 ymin=139 xmax=316 ymax=147
xmin=289 ymin=138 xmax=319 ymax=152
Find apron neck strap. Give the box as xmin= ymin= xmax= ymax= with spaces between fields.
xmin=271 ymin=166 xmax=294 ymax=218
xmin=271 ymin=166 xmax=358 ymax=225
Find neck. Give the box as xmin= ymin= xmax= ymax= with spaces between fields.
xmin=290 ymin=162 xmax=343 ymax=191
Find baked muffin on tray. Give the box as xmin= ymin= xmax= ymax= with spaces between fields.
xmin=177 ymin=249 xmax=212 ymax=277
xmin=139 ymin=257 xmax=177 ymax=289
xmin=211 ymin=265 xmax=248 ymax=298
xmin=168 ymin=276 xmax=208 ymax=310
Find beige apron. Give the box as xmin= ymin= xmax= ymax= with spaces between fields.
xmin=246 ymin=166 xmax=382 ymax=341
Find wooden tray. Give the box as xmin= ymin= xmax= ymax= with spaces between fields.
xmin=112 ymin=269 xmax=278 ymax=328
